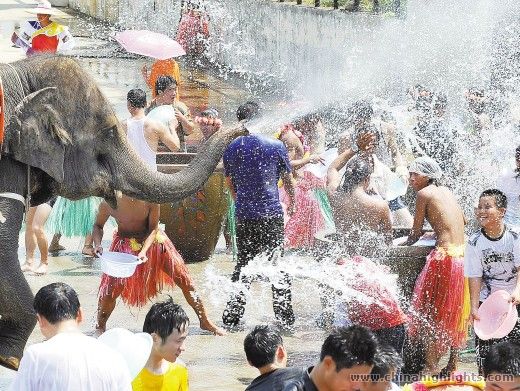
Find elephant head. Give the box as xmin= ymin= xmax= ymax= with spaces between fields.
xmin=3 ymin=55 xmax=247 ymax=207
xmin=0 ymin=55 xmax=247 ymax=370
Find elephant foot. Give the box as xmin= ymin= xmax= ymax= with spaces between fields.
xmin=0 ymin=355 xmax=20 ymax=371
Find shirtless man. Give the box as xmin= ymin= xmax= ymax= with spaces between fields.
xmin=327 ymin=138 xmax=392 ymax=257
xmin=402 ymin=156 xmax=466 ymax=375
xmin=93 ymin=195 xmax=225 ymax=336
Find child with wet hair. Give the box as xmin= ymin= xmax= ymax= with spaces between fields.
xmin=132 ymin=297 xmax=190 ymax=390
xmin=465 ymin=189 xmax=520 ymax=374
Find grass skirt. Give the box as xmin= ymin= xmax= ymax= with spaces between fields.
xmin=45 ymin=197 xmax=101 ymax=237
xmin=409 ymin=246 xmax=470 ymax=350
xmin=98 ymin=231 xmax=193 ymax=307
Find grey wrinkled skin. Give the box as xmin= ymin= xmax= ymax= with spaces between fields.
xmin=0 ymin=55 xmax=246 ymax=369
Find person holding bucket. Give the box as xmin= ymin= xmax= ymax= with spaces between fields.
xmin=464 ymin=189 xmax=520 ymax=373
xmin=92 ymin=194 xmax=225 ymax=336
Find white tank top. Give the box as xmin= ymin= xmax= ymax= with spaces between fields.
xmin=126 ymin=118 xmax=157 ymax=171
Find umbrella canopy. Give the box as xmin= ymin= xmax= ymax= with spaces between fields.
xmin=115 ymin=30 xmax=186 ymax=60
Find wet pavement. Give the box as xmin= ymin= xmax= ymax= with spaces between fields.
xmin=0 ymin=1 xmax=478 ymax=389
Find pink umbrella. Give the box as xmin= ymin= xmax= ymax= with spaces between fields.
xmin=115 ymin=30 xmax=186 ymax=60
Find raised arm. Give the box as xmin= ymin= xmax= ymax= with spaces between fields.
xmin=327 ymin=148 xmax=356 ymax=193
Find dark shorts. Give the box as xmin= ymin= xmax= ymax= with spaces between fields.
xmin=388 ymin=196 xmax=406 ymax=212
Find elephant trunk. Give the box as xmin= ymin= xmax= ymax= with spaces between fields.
xmin=114 ymin=124 xmax=246 ymax=204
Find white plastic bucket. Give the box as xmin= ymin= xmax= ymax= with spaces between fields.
xmin=99 ymin=252 xmax=144 ymax=278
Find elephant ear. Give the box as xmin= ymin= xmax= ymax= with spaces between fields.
xmin=9 ymin=87 xmax=72 ymax=182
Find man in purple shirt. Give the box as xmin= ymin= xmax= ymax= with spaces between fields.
xmin=222 ymin=102 xmax=296 ymax=329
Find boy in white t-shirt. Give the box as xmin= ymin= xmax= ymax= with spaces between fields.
xmin=9 ymin=283 xmax=131 ymax=391
xmin=464 ymin=189 xmax=520 ymax=373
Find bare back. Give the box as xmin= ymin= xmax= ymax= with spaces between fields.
xmin=417 ymin=185 xmax=465 ymax=247
xmin=330 ymin=187 xmax=392 ymax=256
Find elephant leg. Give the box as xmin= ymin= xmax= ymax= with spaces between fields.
xmin=0 ymin=197 xmax=37 ymax=370
xmin=0 ymin=157 xmax=37 ymax=370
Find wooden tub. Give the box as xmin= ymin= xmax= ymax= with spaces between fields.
xmin=314 ymin=229 xmax=432 ymax=304
xmin=157 ymin=153 xmax=229 ymax=263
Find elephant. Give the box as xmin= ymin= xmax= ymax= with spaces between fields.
xmin=0 ymin=54 xmax=245 ymax=370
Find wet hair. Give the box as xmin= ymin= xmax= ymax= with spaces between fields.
xmin=33 ymin=282 xmax=80 ymax=325
xmin=155 ymin=75 xmax=177 ymax=96
xmin=143 ymin=296 xmax=189 ymax=343
xmin=293 ymin=112 xmax=321 ymax=129
xmin=127 ymin=88 xmax=147 ymax=108
xmin=483 ymin=341 xmax=520 ymax=377
xmin=350 ymin=100 xmax=374 ymax=122
xmin=320 ymin=325 xmax=379 ymax=372
xmin=433 ymin=93 xmax=448 ymax=111
xmin=370 ymin=346 xmax=403 ymax=381
xmin=480 ymin=189 xmax=507 ymax=209
xmin=468 ymin=87 xmax=485 ymax=97
xmin=236 ymin=101 xmax=260 ymax=122
xmin=341 ymin=156 xmax=373 ymax=193
xmin=243 ymin=325 xmax=283 ymax=368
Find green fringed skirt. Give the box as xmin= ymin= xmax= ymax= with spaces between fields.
xmin=45 ymin=196 xmax=102 ymax=237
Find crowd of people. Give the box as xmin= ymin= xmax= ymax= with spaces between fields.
xmin=9 ymin=282 xmax=520 ymax=391
xmin=7 ymin=0 xmax=520 ymax=390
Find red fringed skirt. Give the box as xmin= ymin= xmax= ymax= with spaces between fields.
xmin=410 ymin=246 xmax=470 ymax=349
xmin=98 ymin=231 xmax=193 ymax=307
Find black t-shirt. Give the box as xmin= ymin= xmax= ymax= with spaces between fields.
xmin=245 ymin=367 xmax=308 ymax=391
xmin=282 ymin=367 xmax=318 ymax=391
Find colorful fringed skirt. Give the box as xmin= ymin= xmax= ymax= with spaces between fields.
xmin=410 ymin=245 xmax=470 ymax=350
xmin=98 ymin=231 xmax=193 ymax=307
xmin=46 ymin=196 xmax=101 ymax=237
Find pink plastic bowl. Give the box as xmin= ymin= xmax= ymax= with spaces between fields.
xmin=474 ymin=290 xmax=518 ymax=340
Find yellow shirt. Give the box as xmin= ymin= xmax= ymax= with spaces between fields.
xmin=132 ymin=362 xmax=189 ymax=391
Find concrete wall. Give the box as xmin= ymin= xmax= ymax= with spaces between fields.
xmin=67 ymin=0 xmax=518 ymax=100
xmin=66 ymin=0 xmax=388 ymax=89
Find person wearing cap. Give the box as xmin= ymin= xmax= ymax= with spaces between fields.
xmin=403 ymin=156 xmax=469 ymax=375
xmin=9 ymin=283 xmax=132 ymax=391
xmin=13 ymin=0 xmax=74 ymax=56
xmin=464 ymin=189 xmax=520 ymax=374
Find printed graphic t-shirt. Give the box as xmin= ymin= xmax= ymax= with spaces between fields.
xmin=464 ymin=227 xmax=520 ymax=301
